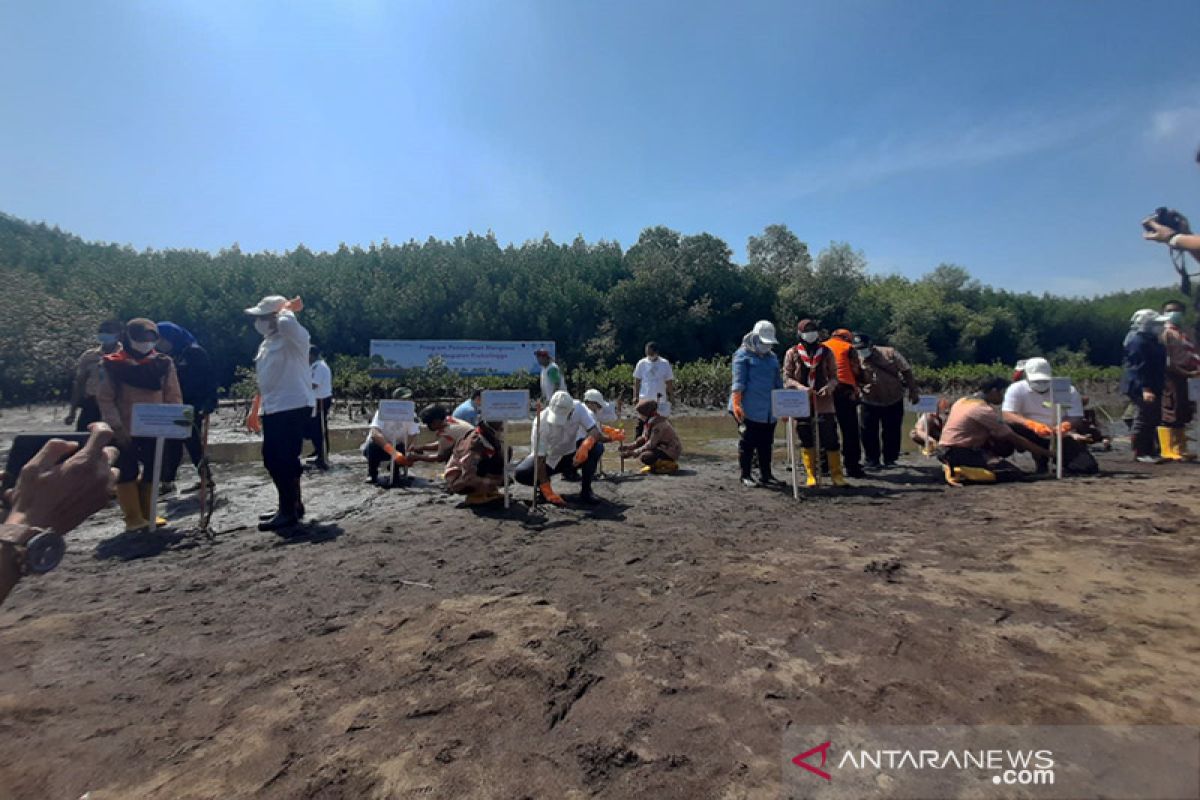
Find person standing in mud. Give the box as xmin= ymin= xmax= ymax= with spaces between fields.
xmin=1122 ymin=309 xmax=1168 ymax=464
xmin=97 ymin=319 xmax=182 ymax=532
xmin=783 ymin=319 xmax=847 ymax=487
xmin=64 ymin=319 xmax=123 ymax=431
xmin=156 ymin=321 xmax=218 ymax=494
xmin=1157 ymin=301 xmax=1200 ymax=461
xmin=730 ymin=320 xmax=783 ymax=488
xmin=245 ymin=295 xmax=313 ymax=532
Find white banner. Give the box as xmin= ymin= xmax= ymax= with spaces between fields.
xmin=369 ymin=340 xmax=555 ymax=376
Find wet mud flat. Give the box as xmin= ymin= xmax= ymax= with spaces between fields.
xmin=1 ymin=444 xmax=1198 ymax=799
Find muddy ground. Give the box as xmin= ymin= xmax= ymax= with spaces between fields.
xmin=1 ymin=427 xmax=1198 ymax=799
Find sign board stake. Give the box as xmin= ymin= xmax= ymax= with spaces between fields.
xmin=787 ymin=419 xmax=799 ymax=499
xmin=532 ymin=401 xmax=542 ymax=511
xmin=1055 ymin=403 xmax=1064 ymax=480
xmin=479 ymin=390 xmax=530 ymax=509
xmin=149 ymin=436 xmax=165 ymax=527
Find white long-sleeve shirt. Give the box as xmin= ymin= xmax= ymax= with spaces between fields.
xmin=255 ymin=310 xmax=315 ymax=414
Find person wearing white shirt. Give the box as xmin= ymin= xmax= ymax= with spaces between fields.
xmin=582 ymin=389 xmax=619 ymax=424
xmin=535 ymin=348 xmax=566 ymax=403
xmin=514 ymin=391 xmax=603 ymax=505
xmin=1001 ymin=357 xmax=1094 ymax=474
xmin=305 ymin=346 xmax=334 ymax=470
xmin=245 ymin=294 xmax=314 ymax=531
xmin=632 ymin=342 xmax=674 ymax=435
xmin=363 ymin=389 xmax=420 ymax=487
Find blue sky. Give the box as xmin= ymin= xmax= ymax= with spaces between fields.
xmin=1 ymin=0 xmax=1197 ymax=296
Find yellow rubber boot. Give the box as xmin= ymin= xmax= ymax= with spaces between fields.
xmin=954 ymin=466 xmax=997 ymax=483
xmin=1157 ymin=427 xmax=1181 ymax=461
xmin=116 ymin=482 xmax=149 ymax=532
xmin=827 ymin=450 xmax=848 ymax=487
xmin=800 ymin=448 xmax=819 ymax=487
xmin=138 ymin=482 xmax=168 ymax=528
xmin=1172 ymin=427 xmax=1197 ymax=461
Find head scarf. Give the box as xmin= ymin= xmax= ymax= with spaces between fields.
xmin=156 ymin=322 xmax=197 ymax=355
xmin=105 ymin=319 xmax=172 ymax=390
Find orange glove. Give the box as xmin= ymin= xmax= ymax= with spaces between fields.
xmin=538 ymin=482 xmax=565 ymax=506
xmin=383 ymin=443 xmax=409 ymax=467
xmin=1029 ymin=421 xmax=1053 ymax=438
xmin=602 ymin=425 xmax=626 ymax=442
xmin=574 ymin=436 xmax=597 ymax=467
xmin=1059 ymin=421 xmax=1073 ymax=434
xmin=283 ymin=296 xmax=304 ymax=313
xmin=246 ymin=394 xmax=262 ymax=433
xmin=732 ymin=391 xmax=745 ymax=423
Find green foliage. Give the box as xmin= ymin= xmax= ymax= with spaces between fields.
xmin=0 ymin=213 xmax=1175 ymax=406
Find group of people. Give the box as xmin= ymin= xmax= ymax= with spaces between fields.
xmin=357 ymin=344 xmax=683 ymax=508
xmin=730 ymin=319 xmax=922 ymax=487
xmin=44 ymin=291 xmax=1200 ymax=539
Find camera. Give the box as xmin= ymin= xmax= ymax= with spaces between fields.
xmin=1144 ymin=206 xmax=1189 ymax=234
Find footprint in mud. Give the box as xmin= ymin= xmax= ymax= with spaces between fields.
xmin=863 ymin=559 xmax=904 ymax=582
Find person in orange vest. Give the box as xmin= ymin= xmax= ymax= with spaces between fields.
xmin=822 ymin=328 xmax=865 ymax=478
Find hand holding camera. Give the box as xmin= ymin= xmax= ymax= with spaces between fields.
xmin=1143 ymin=207 xmax=1191 ymax=243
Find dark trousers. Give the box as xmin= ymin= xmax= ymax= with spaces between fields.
xmin=1130 ymin=396 xmax=1161 ymax=456
xmin=833 ymin=388 xmax=861 ymax=469
xmin=514 ymin=443 xmax=603 ymax=495
xmin=639 ymin=448 xmax=670 ymax=466
xmin=163 ymin=412 xmax=207 ymax=482
xmin=304 ymin=397 xmax=331 ymax=462
xmin=860 ymin=401 xmax=904 ymax=465
xmin=738 ymin=419 xmax=777 ymax=480
xmin=75 ymin=397 xmax=102 ymax=432
xmin=263 ymin=406 xmax=310 ymax=515
xmin=796 ymin=412 xmax=840 ymax=452
xmin=365 ymin=440 xmax=406 ymax=481
xmin=115 ymin=436 xmax=161 ymax=484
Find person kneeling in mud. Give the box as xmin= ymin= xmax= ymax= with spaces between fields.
xmin=937 ymin=377 xmax=1054 ymax=486
xmin=620 ymin=400 xmax=682 ymax=474
xmin=407 ymin=405 xmax=475 ymax=467
xmin=514 ymin=391 xmax=603 ymax=506
xmin=362 ymin=390 xmax=420 ymax=487
xmin=910 ymin=397 xmax=950 ymax=455
xmin=443 ymin=420 xmax=507 ymax=505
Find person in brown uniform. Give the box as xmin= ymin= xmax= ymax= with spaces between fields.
xmin=64 ymin=319 xmax=123 ymax=431
xmin=97 ymin=319 xmax=182 ymax=532
xmin=1157 ymin=300 xmax=1200 ymax=460
xmin=621 ymin=399 xmax=682 ymax=474
xmin=783 ymin=319 xmax=846 ymax=486
xmin=854 ymin=333 xmax=919 ymax=469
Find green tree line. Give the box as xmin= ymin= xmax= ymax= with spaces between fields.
xmin=0 ymin=213 xmax=1178 ymax=405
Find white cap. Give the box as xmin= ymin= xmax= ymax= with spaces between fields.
xmin=751 ymin=320 xmax=778 ymax=345
xmin=546 ymin=390 xmax=575 ymax=426
xmin=583 ymin=389 xmax=605 ymax=405
xmin=245 ymin=295 xmax=288 ymax=316
xmin=1023 ymin=357 xmax=1052 ymax=381
xmin=1131 ymin=308 xmax=1159 ymax=329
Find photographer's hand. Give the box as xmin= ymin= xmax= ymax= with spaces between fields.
xmin=1143 ymin=219 xmax=1177 ymax=243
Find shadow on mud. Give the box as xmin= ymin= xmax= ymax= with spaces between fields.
xmin=93 ymin=528 xmax=188 ymax=561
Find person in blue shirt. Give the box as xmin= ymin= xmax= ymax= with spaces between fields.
xmin=453 ymin=389 xmax=482 ymax=425
xmin=730 ymin=320 xmax=784 ymax=487
xmin=1122 ymin=309 xmax=1168 ymax=463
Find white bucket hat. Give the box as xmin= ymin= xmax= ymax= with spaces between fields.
xmin=1023 ymin=357 xmax=1052 ymax=381
xmin=583 ymin=389 xmax=605 ymax=405
xmin=546 ymin=391 xmax=575 ymax=426
xmin=751 ymin=320 xmax=778 ymax=345
xmin=245 ymin=295 xmax=288 ymax=316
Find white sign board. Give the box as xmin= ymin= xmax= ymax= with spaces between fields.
xmin=908 ymin=395 xmax=940 ymax=414
xmin=377 ymin=400 xmax=416 ymax=422
xmin=1189 ymin=378 xmax=1200 ymax=401
xmin=369 ymin=340 xmax=555 ymax=377
xmin=480 ymin=389 xmax=531 ymax=421
xmin=1050 ymin=377 xmax=1073 ymax=403
xmin=131 ymin=403 xmax=194 ymax=440
xmin=772 ymin=389 xmax=812 ymax=419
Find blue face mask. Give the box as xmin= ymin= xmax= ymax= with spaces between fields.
xmin=97 ymin=333 xmax=118 ymax=346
